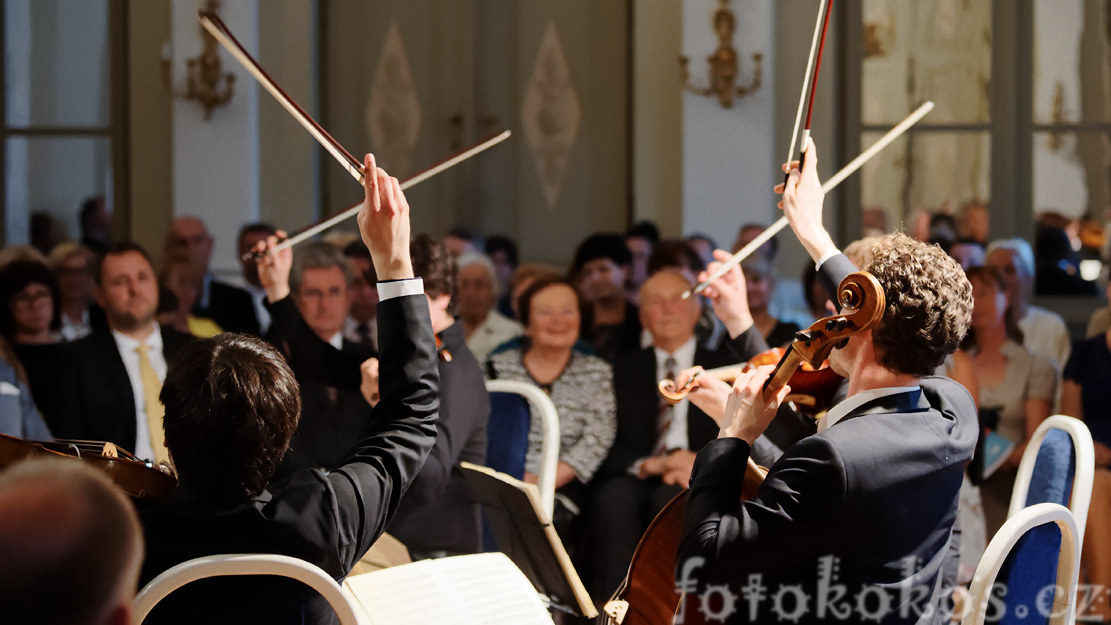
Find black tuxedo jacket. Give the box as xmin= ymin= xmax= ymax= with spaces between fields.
xmin=196 ymin=279 xmax=260 ymax=335
xmin=677 ymin=254 xmax=978 ymax=624
xmin=54 ymin=326 xmax=192 ymax=453
xmin=597 ymin=344 xmax=735 ymax=479
xmin=137 ymin=294 xmax=440 ymax=625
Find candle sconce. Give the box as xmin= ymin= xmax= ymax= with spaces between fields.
xmin=162 ymin=0 xmax=236 ymax=119
xmin=679 ymin=0 xmax=763 ymax=108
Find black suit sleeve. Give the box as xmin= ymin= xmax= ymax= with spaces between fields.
xmin=723 ymin=325 xmax=769 ymax=362
xmin=264 ymin=294 xmax=439 ymax=578
xmin=678 ymin=436 xmax=845 ymax=583
xmin=816 ymin=254 xmax=856 ymax=308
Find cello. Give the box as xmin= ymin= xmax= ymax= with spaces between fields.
xmin=601 ymin=270 xmax=885 ymax=625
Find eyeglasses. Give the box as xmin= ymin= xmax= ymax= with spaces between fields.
xmin=11 ymin=288 xmax=51 ymax=307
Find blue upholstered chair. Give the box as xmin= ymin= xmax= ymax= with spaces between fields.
xmin=483 ymin=379 xmax=560 ymax=521
xmin=1007 ymin=415 xmax=1094 ymax=545
xmin=961 ymin=503 xmax=1080 ymax=625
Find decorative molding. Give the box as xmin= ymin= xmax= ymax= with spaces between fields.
xmin=367 ymin=22 xmax=421 ymax=177
xmin=522 ymin=21 xmax=581 ymax=208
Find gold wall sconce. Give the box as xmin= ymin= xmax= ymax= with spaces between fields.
xmin=167 ymin=0 xmax=236 ymax=119
xmin=679 ymin=0 xmax=763 ymax=108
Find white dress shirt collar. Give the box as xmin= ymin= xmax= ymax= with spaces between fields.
xmin=817 ymin=385 xmax=920 ymax=432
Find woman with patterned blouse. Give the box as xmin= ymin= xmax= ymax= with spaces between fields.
xmin=487 ymin=274 xmax=617 ymax=530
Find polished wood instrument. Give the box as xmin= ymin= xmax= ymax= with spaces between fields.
xmin=0 ymin=434 xmax=177 ymax=500
xmin=604 ymin=271 xmax=886 ymax=625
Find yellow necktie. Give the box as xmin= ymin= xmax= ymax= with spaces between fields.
xmin=136 ymin=344 xmax=170 ymax=467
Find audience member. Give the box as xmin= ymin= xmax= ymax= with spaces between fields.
xmin=166 ymin=216 xmax=259 ymax=335
xmin=571 ymin=233 xmax=640 ymax=363
xmin=136 ymin=154 xmax=438 ymax=624
xmin=646 ymin=239 xmax=725 ymax=351
xmin=79 ymin=196 xmax=111 ymax=255
xmin=625 ymin=221 xmax=660 ymax=294
xmin=48 ymin=242 xmax=101 ymax=340
xmin=55 ymin=242 xmax=193 ymax=464
xmin=487 ymin=275 xmax=617 ymax=538
xmin=507 ymin=263 xmax=563 ymax=321
xmin=484 ymin=234 xmax=518 ymax=317
xmin=741 ymin=256 xmax=799 ymax=348
xmin=1060 ymin=319 xmax=1111 ymax=620
xmin=685 ymin=233 xmax=718 ymax=268
xmin=261 ymin=241 xmax=376 ymax=480
xmin=443 ymin=227 xmax=477 ymax=257
xmin=156 ymin=253 xmax=223 ymax=338
xmin=0 ymin=336 xmax=50 ymax=439
xmin=0 ymin=458 xmax=143 ymax=625
xmin=985 ymin=238 xmax=1071 ymax=374
xmin=948 ymin=238 xmax=986 ymax=271
xmin=456 ymin=251 xmax=522 ymax=364
xmin=1086 ymin=280 xmax=1111 ymax=339
xmin=30 ymin=211 xmax=65 ymax=256
xmin=731 ymin=222 xmax=778 ymax=261
xmin=342 ymin=240 xmax=379 ymax=351
xmin=236 ymin=222 xmax=277 ymax=334
xmin=584 ymin=269 xmax=735 ymax=601
xmin=801 ymin=263 xmax=835 ymax=322
xmin=0 ymin=260 xmax=61 ymax=345
xmin=958 ymin=201 xmax=990 ymax=244
xmin=1034 ymin=225 xmax=1097 ymax=296
xmin=940 ymin=266 xmax=1054 ymax=538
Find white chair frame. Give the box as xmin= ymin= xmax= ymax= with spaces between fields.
xmin=961 ymin=503 xmax=1080 ymax=625
xmin=1007 ymin=415 xmax=1094 ymax=543
xmin=485 ymin=379 xmax=560 ymax=521
xmin=132 ymin=553 xmax=368 ymax=625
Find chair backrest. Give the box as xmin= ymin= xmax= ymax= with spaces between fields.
xmin=484 ymin=379 xmax=559 ymax=520
xmin=131 ymin=553 xmax=368 ymax=625
xmin=961 ymin=503 xmax=1080 ymax=625
xmin=1008 ymin=415 xmax=1094 ymax=542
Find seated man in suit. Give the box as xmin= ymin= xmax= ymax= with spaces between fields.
xmin=261 ymin=240 xmax=378 ymax=481
xmin=259 ymin=233 xmax=489 ymax=558
xmin=674 ymin=140 xmax=977 ymax=624
xmin=166 ymin=215 xmax=260 ymax=335
xmin=56 ymin=242 xmax=193 ymax=464
xmin=584 ymin=268 xmax=736 ymax=602
xmin=137 ymin=155 xmax=439 ymax=624
xmin=0 ymin=457 xmax=144 ymax=625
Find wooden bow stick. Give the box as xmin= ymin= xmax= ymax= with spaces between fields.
xmin=684 ymin=101 xmax=936 ymax=299
xmin=784 ymin=0 xmax=834 ymax=185
xmin=197 ymin=12 xmax=511 ymax=257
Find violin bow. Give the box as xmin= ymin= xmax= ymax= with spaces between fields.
xmin=197 ymin=12 xmax=512 ymax=257
xmin=685 ymin=101 xmax=936 ymax=298
xmin=784 ymin=0 xmax=834 ymax=186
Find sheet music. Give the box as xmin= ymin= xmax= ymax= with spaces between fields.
xmin=345 ymin=553 xmax=553 ymax=625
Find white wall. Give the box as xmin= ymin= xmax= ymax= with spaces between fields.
xmin=170 ymin=0 xmax=260 ymax=277
xmin=680 ymin=0 xmax=777 ymax=244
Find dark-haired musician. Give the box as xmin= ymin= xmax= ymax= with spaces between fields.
xmin=675 ymin=140 xmax=977 ymax=624
xmin=137 ymin=155 xmax=440 ymax=625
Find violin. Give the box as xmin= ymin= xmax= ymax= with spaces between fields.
xmin=0 ymin=434 xmax=178 ymax=500
xmin=602 ymin=270 xmax=885 ymax=625
xmin=658 ymin=347 xmax=842 ymax=415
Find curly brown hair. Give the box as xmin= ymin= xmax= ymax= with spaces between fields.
xmin=864 ymin=233 xmax=972 ymax=376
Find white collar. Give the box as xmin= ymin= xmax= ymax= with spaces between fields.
xmin=654 ymin=336 xmax=697 ymax=370
xmin=110 ymin=323 xmax=162 ymax=352
xmin=327 ymin=331 xmax=344 ymax=350
xmin=817 ymin=385 xmax=920 ymax=432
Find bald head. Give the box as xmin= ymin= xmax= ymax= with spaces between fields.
xmin=638 ymin=270 xmax=702 ymax=353
xmin=0 ymin=458 xmax=143 ymax=625
xmin=167 ymin=216 xmax=213 ymax=271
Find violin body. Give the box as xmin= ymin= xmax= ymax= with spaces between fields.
xmin=0 ymin=433 xmax=177 ymax=500
xmin=602 ymin=460 xmax=767 ymax=625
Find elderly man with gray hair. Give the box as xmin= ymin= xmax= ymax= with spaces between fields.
xmin=456 ymin=251 xmax=522 ymax=364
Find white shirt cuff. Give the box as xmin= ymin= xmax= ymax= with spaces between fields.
xmin=377 ymin=278 xmax=424 ymax=301
xmin=815 ymin=249 xmax=842 ymax=271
